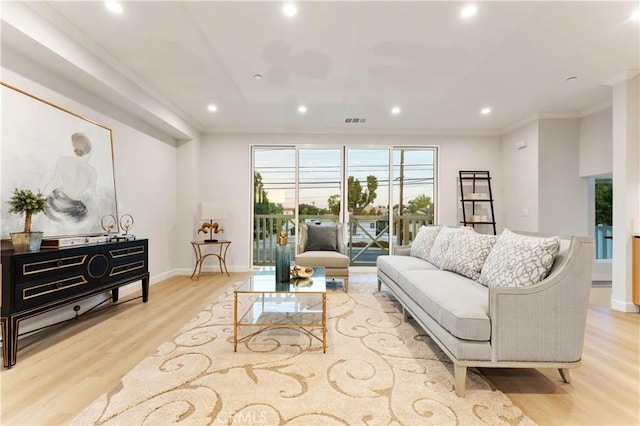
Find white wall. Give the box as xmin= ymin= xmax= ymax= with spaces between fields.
xmin=538 ymin=118 xmax=588 ymax=236
xmin=501 ymin=117 xmax=591 ymax=239
xmin=174 ymin=138 xmax=203 ymax=272
xmin=500 ymin=121 xmax=539 ymax=232
xmin=579 ymin=108 xmax=613 ymax=177
xmin=111 ymin=125 xmax=178 ymax=280
xmin=199 ymin=132 xmax=503 ymax=270
xmin=579 ymin=108 xmax=614 ymax=281
xmin=503 ymin=116 xmax=607 ymax=280
xmin=611 ymin=73 xmax=640 ymax=312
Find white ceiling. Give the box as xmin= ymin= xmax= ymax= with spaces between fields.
xmin=3 ymin=1 xmax=639 ymax=135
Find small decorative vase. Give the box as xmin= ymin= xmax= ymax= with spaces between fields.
xmin=275 ymin=230 xmax=291 ymax=284
xmin=276 ymin=281 xmax=290 ymax=292
xmin=10 ymin=231 xmax=43 ymax=252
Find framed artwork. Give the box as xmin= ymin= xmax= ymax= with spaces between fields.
xmin=1 ymin=82 xmax=118 ymax=239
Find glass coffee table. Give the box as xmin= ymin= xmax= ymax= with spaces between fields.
xmin=233 ymin=267 xmax=327 ymax=353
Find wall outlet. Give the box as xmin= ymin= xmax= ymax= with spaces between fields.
xmin=516 ymin=140 xmax=527 ymax=150
xmin=521 ymin=208 xmax=529 ymax=217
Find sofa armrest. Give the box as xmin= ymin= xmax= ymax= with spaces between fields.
xmin=488 ymin=236 xmax=594 ymax=363
xmin=393 ymin=245 xmax=412 ymax=256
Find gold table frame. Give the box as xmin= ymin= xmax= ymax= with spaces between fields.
xmin=190 ymin=240 xmax=231 ymax=279
xmin=233 ymin=267 xmax=327 ymax=353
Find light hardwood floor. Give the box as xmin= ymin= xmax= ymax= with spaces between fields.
xmin=1 ymin=273 xmax=638 ymax=425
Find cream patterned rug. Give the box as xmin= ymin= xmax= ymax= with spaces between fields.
xmin=72 ymin=276 xmax=534 ymax=425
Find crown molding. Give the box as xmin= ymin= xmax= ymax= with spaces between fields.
xmin=500 ymin=103 xmax=612 ymax=135
xmin=501 ymin=114 xmax=540 ymax=134
xmin=537 ymin=111 xmax=581 ymax=119
xmin=604 ymin=69 xmax=640 ymax=86
xmin=579 ymin=101 xmax=612 ymax=117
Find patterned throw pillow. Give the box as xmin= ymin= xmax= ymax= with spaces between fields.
xmin=410 ymin=225 xmax=442 ymax=260
xmin=479 ymin=228 xmax=560 ymax=288
xmin=427 ymin=226 xmax=472 ymax=268
xmin=440 ymin=231 xmax=497 ymax=280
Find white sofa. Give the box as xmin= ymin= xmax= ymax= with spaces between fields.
xmin=376 ymin=226 xmax=594 ymax=397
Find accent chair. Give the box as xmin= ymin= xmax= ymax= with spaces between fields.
xmin=295 ymin=222 xmax=350 ymax=292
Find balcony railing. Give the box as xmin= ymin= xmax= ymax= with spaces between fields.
xmin=253 ymin=214 xmax=432 ymax=266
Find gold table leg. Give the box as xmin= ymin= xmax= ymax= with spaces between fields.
xmin=322 ymin=293 xmax=327 ymax=353
xmin=234 ymin=292 xmax=238 ymax=352
xmin=190 ymin=243 xmax=203 ymax=280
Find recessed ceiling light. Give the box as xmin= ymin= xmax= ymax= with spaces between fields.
xmin=207 ymin=104 xmax=217 ymax=112
xmin=105 ymin=1 xmax=123 ymax=14
xmin=460 ymin=4 xmax=477 ymax=19
xmin=283 ymin=3 xmax=297 ymax=17
xmin=298 ymin=105 xmax=307 ymax=114
xmin=391 ymin=106 xmax=401 ymax=115
xmin=481 ymin=107 xmax=491 ymax=115
xmin=253 ymin=74 xmax=263 ymax=80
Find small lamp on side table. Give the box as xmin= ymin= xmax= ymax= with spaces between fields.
xmin=198 ymin=202 xmax=227 ymax=242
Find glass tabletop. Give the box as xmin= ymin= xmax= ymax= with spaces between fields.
xmin=235 ymin=266 xmax=326 ymax=293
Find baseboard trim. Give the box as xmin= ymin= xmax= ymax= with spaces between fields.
xmin=175 ymin=266 xmax=252 ymax=276
xmin=592 ymin=273 xmax=612 ymax=282
xmin=150 ymin=269 xmax=178 ymax=284
xmin=610 ymin=297 xmax=640 ymax=313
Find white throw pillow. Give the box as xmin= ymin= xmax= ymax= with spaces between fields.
xmin=440 ymin=231 xmax=497 ymax=280
xmin=479 ymin=228 xmax=560 ymax=288
xmin=410 ymin=225 xmax=442 ymax=260
xmin=427 ymin=226 xmax=472 ymax=268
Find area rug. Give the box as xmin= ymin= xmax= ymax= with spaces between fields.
xmin=71 ymin=276 xmax=534 ymax=425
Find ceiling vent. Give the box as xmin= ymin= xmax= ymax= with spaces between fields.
xmin=345 ymin=118 xmax=367 ymax=124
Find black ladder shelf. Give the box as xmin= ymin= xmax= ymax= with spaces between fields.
xmin=458 ymin=170 xmax=497 ymax=235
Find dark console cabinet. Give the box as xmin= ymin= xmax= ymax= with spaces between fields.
xmin=1 ymin=239 xmax=149 ymax=368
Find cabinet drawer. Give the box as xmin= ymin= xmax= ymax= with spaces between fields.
xmin=108 ymin=244 xmax=146 ymax=259
xmin=109 ymin=260 xmax=146 ymax=277
xmin=15 ymin=275 xmax=91 ymax=310
xmin=14 ymin=255 xmax=87 ymax=283
xmin=106 ymin=243 xmax=147 ymax=282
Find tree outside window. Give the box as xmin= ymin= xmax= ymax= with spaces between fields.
xmin=595 ymin=178 xmax=612 ymax=259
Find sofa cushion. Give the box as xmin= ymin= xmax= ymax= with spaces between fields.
xmin=427 ymin=226 xmax=472 ymax=268
xmin=440 ymin=231 xmax=497 ymax=281
xmin=398 ymin=269 xmax=490 ymax=341
xmin=410 ymin=225 xmax=442 ymax=260
xmin=377 ymin=255 xmax=438 ymax=283
xmin=305 ymin=224 xmax=338 ymax=251
xmin=295 ymin=250 xmax=349 ymax=268
xmin=479 ymin=228 xmax=560 ymax=288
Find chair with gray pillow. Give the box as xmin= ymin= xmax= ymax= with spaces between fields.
xmin=295 ymin=223 xmax=350 ymax=292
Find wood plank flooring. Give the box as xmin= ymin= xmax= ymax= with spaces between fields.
xmin=1 ymin=272 xmax=638 ymax=425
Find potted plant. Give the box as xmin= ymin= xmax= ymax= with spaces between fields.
xmin=7 ymin=188 xmax=47 ymax=251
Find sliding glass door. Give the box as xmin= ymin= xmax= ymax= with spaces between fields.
xmin=392 ymin=148 xmax=436 ymax=246
xmin=346 ymin=148 xmax=390 ymax=265
xmin=298 ymin=148 xmax=342 ymax=225
xmin=253 ymin=147 xmax=295 ymax=265
xmin=252 ymin=145 xmax=437 ymax=266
